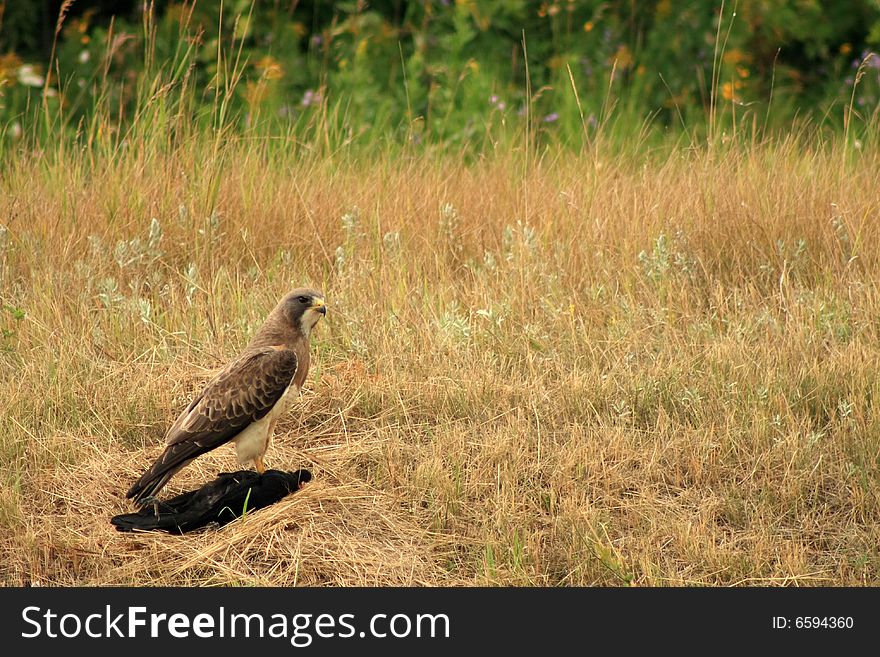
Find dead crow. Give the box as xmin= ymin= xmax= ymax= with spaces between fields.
xmin=111 ymin=469 xmax=311 ymax=534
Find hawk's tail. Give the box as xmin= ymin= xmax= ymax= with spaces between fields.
xmin=126 ymin=442 xmax=202 ymax=505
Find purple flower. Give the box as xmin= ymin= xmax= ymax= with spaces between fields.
xmin=302 ymin=89 xmax=322 ymax=107
xmin=489 ymin=95 xmax=506 ymax=111
xmin=311 ymin=35 xmax=323 ymax=47
xmin=543 ymin=112 xmax=560 ymax=123
xmin=845 ymin=76 xmax=854 ymax=86
xmin=867 ymin=53 xmax=880 ymax=70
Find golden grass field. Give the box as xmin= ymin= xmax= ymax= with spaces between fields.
xmin=2 ymin=134 xmax=879 ymax=586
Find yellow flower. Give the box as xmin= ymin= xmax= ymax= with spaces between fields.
xmin=721 ymin=82 xmax=734 ymax=101
xmin=291 ymin=22 xmax=307 ymax=38
xmin=0 ymin=53 xmax=22 ymax=84
xmin=612 ymin=45 xmax=633 ymax=70
xmin=657 ymin=0 xmax=672 ymax=16
xmin=583 ymin=21 xmax=594 ymax=33
xmin=736 ymin=65 xmax=749 ymax=78
xmin=840 ymin=43 xmax=852 ymax=55
xmin=722 ymin=48 xmax=750 ymax=65
xmin=256 ymin=56 xmax=284 ymax=80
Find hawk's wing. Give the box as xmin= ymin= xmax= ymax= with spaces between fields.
xmin=126 ymin=347 xmax=299 ymax=503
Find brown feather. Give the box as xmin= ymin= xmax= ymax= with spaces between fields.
xmin=126 ymin=347 xmax=299 ymax=503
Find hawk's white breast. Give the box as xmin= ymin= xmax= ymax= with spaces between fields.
xmin=232 ymin=380 xmax=300 ymax=464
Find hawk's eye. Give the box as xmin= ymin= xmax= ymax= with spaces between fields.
xmin=297 ymin=296 xmax=310 ymax=304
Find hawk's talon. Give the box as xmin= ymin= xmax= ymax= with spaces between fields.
xmin=137 ymin=495 xmax=166 ymax=516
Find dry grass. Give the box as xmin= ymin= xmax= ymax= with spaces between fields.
xmin=2 ymin=135 xmax=880 ymax=586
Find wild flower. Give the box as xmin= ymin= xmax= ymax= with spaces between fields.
xmin=383 ymin=231 xmax=401 ymax=255
xmin=17 ymin=64 xmax=44 ymax=87
xmin=132 ymin=297 xmax=152 ymax=324
xmin=302 ymin=89 xmax=322 ymax=107
xmin=341 ymin=207 xmax=359 ymax=236
xmin=335 ymin=245 xmax=347 ymax=274
xmin=543 ymin=112 xmax=559 ymax=123
xmin=256 ymin=55 xmax=284 ymax=80
xmin=438 ymin=303 xmax=470 ymax=342
xmin=113 ymin=217 xmax=163 ymax=268
xmin=184 ymin=263 xmax=198 ymax=305
xmin=439 ymin=203 xmax=463 ymax=258
xmin=97 ymin=278 xmax=125 ymax=307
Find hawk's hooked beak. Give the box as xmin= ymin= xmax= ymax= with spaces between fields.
xmin=312 ymin=298 xmax=327 ymax=315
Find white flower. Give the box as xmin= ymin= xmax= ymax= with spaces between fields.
xmin=17 ymin=64 xmax=44 ymax=87
xmin=78 ymin=50 xmax=90 ymax=64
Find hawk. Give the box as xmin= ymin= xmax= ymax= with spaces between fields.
xmin=126 ymin=288 xmax=326 ymax=506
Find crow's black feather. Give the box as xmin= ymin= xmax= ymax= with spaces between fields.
xmin=112 ymin=469 xmax=311 ymax=534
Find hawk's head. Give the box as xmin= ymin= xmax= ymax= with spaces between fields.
xmin=281 ymin=288 xmax=326 ymax=337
